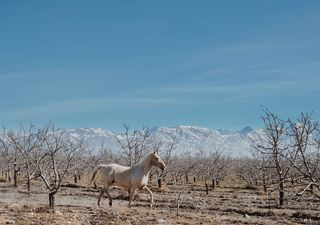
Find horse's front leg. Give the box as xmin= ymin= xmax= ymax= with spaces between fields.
xmin=144 ymin=186 xmax=153 ymax=207
xmin=128 ymin=188 xmax=137 ymax=207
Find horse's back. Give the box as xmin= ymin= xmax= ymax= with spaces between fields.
xmin=108 ymin=164 xmax=130 ymax=172
xmin=98 ymin=164 xmax=130 ymax=183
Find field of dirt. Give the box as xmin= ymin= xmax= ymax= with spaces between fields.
xmin=0 ymin=175 xmax=319 ymax=225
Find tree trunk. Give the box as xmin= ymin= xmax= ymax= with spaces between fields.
xmin=74 ymin=170 xmax=78 ymax=183
xmin=157 ymin=179 xmax=162 ymax=189
xmin=49 ymin=193 xmax=55 ymax=209
xmin=13 ymin=165 xmax=18 ymax=187
xmin=212 ymin=178 xmax=215 ymax=190
xmin=279 ymin=179 xmax=284 ymax=206
xmin=13 ymin=172 xmax=17 ymax=187
xmin=263 ymin=174 xmax=267 ymax=192
xmin=185 ymin=174 xmax=188 ymax=183
xmin=263 ymin=184 xmax=267 ymax=193
xmin=205 ymin=179 xmax=209 ymax=195
xmin=27 ymin=179 xmax=31 ymax=196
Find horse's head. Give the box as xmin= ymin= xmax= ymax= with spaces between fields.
xmin=151 ymin=152 xmax=166 ymax=170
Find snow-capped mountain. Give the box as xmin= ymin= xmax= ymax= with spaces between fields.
xmin=61 ymin=126 xmax=257 ymax=157
xmin=63 ymin=127 xmax=120 ymax=152
xmin=150 ymin=126 xmax=253 ymax=157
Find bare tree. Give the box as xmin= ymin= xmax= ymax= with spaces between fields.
xmin=180 ymin=153 xmax=197 ymax=183
xmin=251 ymin=110 xmax=294 ymax=206
xmin=0 ymin=128 xmax=21 ymax=186
xmin=213 ymin=153 xmax=231 ymax=187
xmin=152 ymin=131 xmax=177 ymax=188
xmin=168 ymin=151 xmax=198 ymax=186
xmin=35 ymin=124 xmax=83 ymax=209
xmin=6 ymin=125 xmax=47 ymax=194
xmin=117 ymin=124 xmax=151 ymax=166
xmin=288 ymin=113 xmax=320 ymax=198
xmin=240 ymin=150 xmax=273 ymax=192
xmin=197 ymin=149 xmax=230 ymax=194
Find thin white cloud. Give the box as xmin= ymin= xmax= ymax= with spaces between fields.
xmin=0 ymin=97 xmax=177 ymax=120
xmin=215 ymin=43 xmax=270 ymax=54
xmin=136 ymin=77 xmax=320 ymax=101
xmin=0 ymin=71 xmax=42 ymax=80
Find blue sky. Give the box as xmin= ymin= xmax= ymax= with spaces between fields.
xmin=0 ymin=1 xmax=320 ymax=132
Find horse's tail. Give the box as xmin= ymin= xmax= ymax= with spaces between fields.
xmin=90 ymin=165 xmax=102 ymax=186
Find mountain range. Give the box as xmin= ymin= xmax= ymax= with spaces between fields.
xmin=62 ymin=126 xmax=259 ymax=157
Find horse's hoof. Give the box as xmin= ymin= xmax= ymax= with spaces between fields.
xmin=109 ymin=202 xmax=112 ymax=207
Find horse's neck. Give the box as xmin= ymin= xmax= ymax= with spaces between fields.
xmin=135 ymin=154 xmax=152 ymax=175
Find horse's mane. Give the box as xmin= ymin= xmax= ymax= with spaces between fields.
xmin=136 ymin=152 xmax=153 ymax=166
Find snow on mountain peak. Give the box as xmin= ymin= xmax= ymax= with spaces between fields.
xmin=61 ymin=125 xmax=256 ymax=157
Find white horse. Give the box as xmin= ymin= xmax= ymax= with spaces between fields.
xmin=90 ymin=151 xmax=166 ymax=207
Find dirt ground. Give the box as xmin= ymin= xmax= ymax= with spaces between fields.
xmin=0 ymin=176 xmax=319 ymax=225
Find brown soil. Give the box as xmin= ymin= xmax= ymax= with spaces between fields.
xmin=0 ymin=176 xmax=319 ymax=225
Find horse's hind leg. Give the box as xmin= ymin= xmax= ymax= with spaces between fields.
xmin=105 ymin=188 xmax=112 ymax=206
xmin=97 ymin=189 xmax=105 ymax=206
xmin=144 ymin=186 xmax=154 ymax=207
xmin=97 ymin=186 xmax=113 ymax=207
